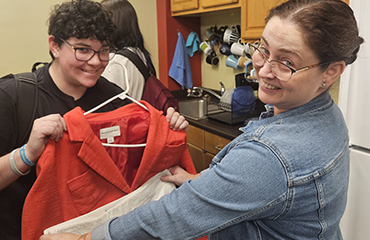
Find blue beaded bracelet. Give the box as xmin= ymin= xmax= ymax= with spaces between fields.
xmin=20 ymin=144 xmax=36 ymax=167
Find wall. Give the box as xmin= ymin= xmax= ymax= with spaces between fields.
xmin=155 ymin=0 xmax=201 ymax=90
xmin=0 ymin=0 xmax=65 ymax=76
xmin=0 ymin=0 xmax=158 ymax=77
xmin=200 ymin=11 xmax=244 ymax=91
xmin=129 ymin=0 xmax=159 ymax=73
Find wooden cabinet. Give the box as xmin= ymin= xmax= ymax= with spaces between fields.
xmin=187 ymin=143 xmax=214 ymax=172
xmin=202 ymin=0 xmax=238 ymax=8
xmin=240 ymin=0 xmax=287 ymax=40
xmin=204 ymin=131 xmax=230 ymax=155
xmin=171 ymin=0 xmax=241 ymax=16
xmin=187 ymin=125 xmax=230 ymax=172
xmin=171 ymin=0 xmax=198 ymax=13
xmin=241 ymin=0 xmax=350 ymax=40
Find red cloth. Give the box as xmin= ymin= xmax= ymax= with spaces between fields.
xmin=22 ymin=101 xmax=196 ymax=240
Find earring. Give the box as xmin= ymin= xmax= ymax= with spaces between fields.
xmin=322 ymin=82 xmax=326 ymax=87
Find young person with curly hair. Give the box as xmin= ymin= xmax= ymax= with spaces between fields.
xmin=0 ymin=1 xmax=187 ymax=239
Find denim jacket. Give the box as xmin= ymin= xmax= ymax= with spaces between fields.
xmin=92 ymin=92 xmax=349 ymax=240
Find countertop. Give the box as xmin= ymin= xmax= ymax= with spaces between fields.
xmin=186 ymin=117 xmax=244 ymax=140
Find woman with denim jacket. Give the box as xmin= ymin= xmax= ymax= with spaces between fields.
xmin=41 ymin=0 xmax=364 ymax=239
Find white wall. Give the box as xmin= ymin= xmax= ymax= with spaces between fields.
xmin=0 ymin=0 xmax=65 ymax=76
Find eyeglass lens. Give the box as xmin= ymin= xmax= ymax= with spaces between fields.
xmin=249 ymin=45 xmax=292 ymax=81
xmin=75 ymin=48 xmax=116 ymax=62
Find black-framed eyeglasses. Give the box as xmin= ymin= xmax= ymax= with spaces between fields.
xmin=59 ymin=38 xmax=117 ymax=62
xmin=248 ymin=41 xmax=327 ymax=82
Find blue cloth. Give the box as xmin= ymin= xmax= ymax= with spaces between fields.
xmin=169 ymin=32 xmax=193 ymax=89
xmin=185 ymin=31 xmax=200 ymax=57
xmin=92 ymin=92 xmax=350 ymax=240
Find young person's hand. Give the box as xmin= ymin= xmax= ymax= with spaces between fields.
xmin=166 ymin=107 xmax=189 ymax=132
xmin=26 ymin=114 xmax=67 ymax=163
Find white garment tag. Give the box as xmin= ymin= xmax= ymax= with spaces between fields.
xmin=100 ymin=126 xmax=121 ymax=144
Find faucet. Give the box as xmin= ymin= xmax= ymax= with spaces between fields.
xmin=187 ymin=81 xmax=225 ymax=100
xmin=219 ymin=81 xmax=225 ymax=96
xmin=187 ymin=86 xmax=222 ymax=99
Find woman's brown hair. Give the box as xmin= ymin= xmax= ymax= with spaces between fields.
xmin=266 ymin=0 xmax=364 ymax=68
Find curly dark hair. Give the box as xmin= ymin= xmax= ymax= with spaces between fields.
xmin=48 ymin=0 xmax=116 ymax=58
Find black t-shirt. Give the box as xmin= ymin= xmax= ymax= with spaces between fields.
xmin=0 ymin=63 xmax=131 ymax=239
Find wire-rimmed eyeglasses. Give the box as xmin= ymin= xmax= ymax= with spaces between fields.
xmin=248 ymin=41 xmax=328 ymax=81
xmin=59 ymin=38 xmax=117 ymax=62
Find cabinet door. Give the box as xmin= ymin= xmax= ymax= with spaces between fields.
xmin=171 ymin=0 xmax=199 ymax=13
xmin=204 ymin=152 xmax=215 ymax=169
xmin=202 ymin=0 xmax=238 ymax=8
xmin=241 ymin=0 xmax=286 ymax=40
xmin=188 ymin=143 xmax=214 ymax=172
xmin=187 ymin=125 xmax=205 ymax=149
xmin=241 ymin=0 xmax=349 ymax=40
xmin=204 ymin=131 xmax=230 ymax=155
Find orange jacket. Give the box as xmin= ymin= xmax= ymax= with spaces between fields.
xmin=22 ymin=101 xmax=196 ymax=240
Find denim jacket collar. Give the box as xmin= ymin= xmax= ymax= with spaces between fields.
xmin=242 ymin=91 xmax=333 ymax=132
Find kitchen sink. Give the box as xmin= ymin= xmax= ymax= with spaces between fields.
xmin=179 ymin=99 xmax=207 ymax=120
xmin=179 ymin=99 xmax=221 ymax=120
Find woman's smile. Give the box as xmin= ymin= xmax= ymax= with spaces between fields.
xmin=260 ymin=80 xmax=281 ymax=90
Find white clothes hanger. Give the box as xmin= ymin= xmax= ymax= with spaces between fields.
xmin=84 ymin=61 xmax=148 ymax=148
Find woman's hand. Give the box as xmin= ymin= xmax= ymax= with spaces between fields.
xmin=166 ymin=107 xmax=189 ymax=132
xmin=26 ymin=114 xmax=67 ymax=162
xmin=161 ymin=166 xmax=200 ymax=187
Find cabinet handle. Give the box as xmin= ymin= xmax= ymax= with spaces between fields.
xmin=215 ymin=145 xmax=223 ymax=151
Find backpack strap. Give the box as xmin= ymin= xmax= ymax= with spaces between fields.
xmin=116 ymin=49 xmax=151 ymax=81
xmin=32 ymin=62 xmax=48 ymax=72
xmin=14 ymin=72 xmax=38 ymax=146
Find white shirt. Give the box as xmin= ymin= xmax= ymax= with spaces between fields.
xmin=102 ymin=47 xmax=146 ymax=100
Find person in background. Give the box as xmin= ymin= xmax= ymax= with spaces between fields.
xmin=0 ymin=0 xmax=187 ymax=239
xmin=40 ymin=0 xmax=364 ymax=239
xmin=101 ymin=0 xmax=155 ymax=100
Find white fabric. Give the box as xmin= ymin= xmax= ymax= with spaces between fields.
xmin=43 ymin=170 xmax=175 ymax=235
xmin=102 ymin=47 xmax=146 ymax=100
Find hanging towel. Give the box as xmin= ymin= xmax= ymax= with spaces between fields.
xmin=186 ymin=31 xmax=200 ymax=57
xmin=169 ymin=32 xmax=193 ymax=89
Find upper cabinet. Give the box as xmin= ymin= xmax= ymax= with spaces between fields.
xmin=202 ymin=0 xmax=238 ymax=8
xmin=171 ymin=0 xmax=241 ymax=16
xmin=171 ymin=0 xmax=198 ymax=13
xmin=171 ymin=0 xmax=351 ymax=39
xmin=241 ymin=0 xmax=350 ymax=40
xmin=240 ymin=0 xmax=287 ymax=40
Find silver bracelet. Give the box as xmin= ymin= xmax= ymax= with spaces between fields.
xmin=9 ymin=148 xmax=31 ymax=176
